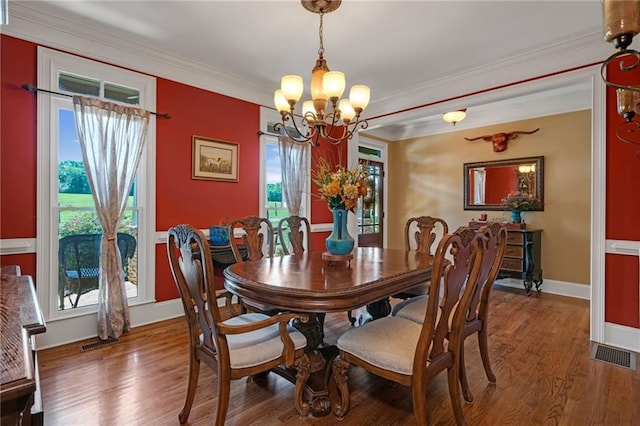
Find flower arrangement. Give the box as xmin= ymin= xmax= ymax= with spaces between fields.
xmin=311 ymin=157 xmax=368 ymax=212
xmin=501 ymin=191 xmax=542 ymax=212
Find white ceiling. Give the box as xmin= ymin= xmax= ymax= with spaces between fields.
xmin=6 ymin=0 xmax=627 ymax=139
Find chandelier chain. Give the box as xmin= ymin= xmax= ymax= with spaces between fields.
xmin=318 ymin=13 xmax=325 ymax=58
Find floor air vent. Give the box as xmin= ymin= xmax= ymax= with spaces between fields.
xmin=590 ymin=343 xmax=637 ymax=370
xmin=80 ymin=337 xmax=119 ymax=352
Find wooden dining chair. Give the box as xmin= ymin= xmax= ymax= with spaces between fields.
xmin=167 ymin=224 xmax=308 ymax=425
xmin=392 ymin=222 xmax=507 ymax=403
xmin=278 ymin=215 xmax=311 ymax=256
xmin=458 ymin=222 xmax=507 ymax=401
xmin=332 ymin=227 xmax=485 ymax=425
xmin=229 ymin=216 xmax=275 ymax=263
xmin=228 ymin=216 xmax=278 ymax=313
xmin=393 ymin=216 xmax=448 ymax=299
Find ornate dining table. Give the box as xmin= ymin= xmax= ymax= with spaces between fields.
xmin=223 ymin=247 xmax=435 ymax=417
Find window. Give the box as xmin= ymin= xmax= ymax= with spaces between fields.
xmin=263 ymin=135 xmax=288 ymax=224
xmin=37 ymin=47 xmax=156 ymax=321
xmin=258 ymin=108 xmax=310 ymax=245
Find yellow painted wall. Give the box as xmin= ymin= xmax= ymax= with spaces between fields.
xmin=386 ymin=110 xmax=591 ymax=285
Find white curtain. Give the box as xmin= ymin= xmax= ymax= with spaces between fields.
xmin=474 ymin=167 xmax=486 ymax=205
xmin=73 ymin=95 xmax=150 ymax=340
xmin=278 ymin=136 xmax=308 ymax=216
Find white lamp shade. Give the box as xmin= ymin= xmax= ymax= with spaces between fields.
xmin=323 ymin=71 xmax=346 ymax=99
xmin=281 ymin=75 xmax=304 ymax=103
xmin=302 ymin=100 xmax=315 ymax=121
xmin=443 ymin=109 xmax=467 ymax=124
xmin=349 ymin=85 xmax=370 ymax=111
xmin=339 ymin=99 xmax=356 ymax=122
xmin=274 ymin=90 xmax=289 ymax=113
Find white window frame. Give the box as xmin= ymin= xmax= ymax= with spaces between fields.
xmin=36 ymin=47 xmax=156 ymax=325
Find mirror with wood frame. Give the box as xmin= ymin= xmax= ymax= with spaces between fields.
xmin=463 ymin=156 xmax=544 ymax=211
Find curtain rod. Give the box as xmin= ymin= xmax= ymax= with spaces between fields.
xmin=256 ymin=130 xmax=284 ymax=137
xmin=21 ymin=84 xmax=171 ymax=119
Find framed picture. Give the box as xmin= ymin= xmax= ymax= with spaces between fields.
xmin=192 ymin=136 xmax=239 ymax=182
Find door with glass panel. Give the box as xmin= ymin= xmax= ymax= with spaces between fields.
xmin=357 ymin=160 xmax=383 ymax=247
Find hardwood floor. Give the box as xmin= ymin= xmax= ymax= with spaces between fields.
xmin=37 ymin=286 xmax=640 ymax=425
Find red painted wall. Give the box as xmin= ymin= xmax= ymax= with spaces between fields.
xmin=605 ymin=254 xmax=640 ymax=328
xmin=154 ymin=78 xmax=261 ymax=300
xmin=0 ymin=36 xmax=38 ymax=240
xmin=604 ymin=59 xmax=640 ymax=327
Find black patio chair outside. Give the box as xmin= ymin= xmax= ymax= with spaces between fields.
xmin=58 ymin=232 xmax=136 ymax=309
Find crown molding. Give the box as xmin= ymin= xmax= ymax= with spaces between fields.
xmin=5 ymin=2 xmax=273 ymax=107
xmin=5 ymin=2 xmax=612 ymax=140
xmin=364 ymin=31 xmax=609 ymax=120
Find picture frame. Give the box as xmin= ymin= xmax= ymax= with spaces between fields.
xmin=192 ymin=136 xmax=239 ymax=182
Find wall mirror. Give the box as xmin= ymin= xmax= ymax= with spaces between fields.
xmin=463 ymin=156 xmax=544 ymax=211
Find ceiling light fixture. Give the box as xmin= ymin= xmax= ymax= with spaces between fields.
xmin=601 ymin=0 xmax=640 ymax=146
xmin=442 ymin=109 xmax=467 ymax=126
xmin=273 ymin=0 xmax=370 ymax=146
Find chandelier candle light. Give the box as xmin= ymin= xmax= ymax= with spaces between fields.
xmin=601 ymin=0 xmax=640 ymax=146
xmin=274 ymin=0 xmax=370 ymax=146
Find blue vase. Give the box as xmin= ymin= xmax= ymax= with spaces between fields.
xmin=511 ymin=210 xmax=522 ymax=223
xmin=209 ymin=226 xmax=231 ymax=246
xmin=325 ymin=208 xmax=355 ymax=255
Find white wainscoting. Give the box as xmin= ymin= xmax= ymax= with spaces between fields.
xmin=0 ymin=238 xmax=37 ymax=255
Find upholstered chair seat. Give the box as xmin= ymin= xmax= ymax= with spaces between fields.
xmin=391 ymin=294 xmax=429 ymax=323
xmin=337 ymin=316 xmax=449 ymax=375
xmin=221 ymin=313 xmax=307 ymax=369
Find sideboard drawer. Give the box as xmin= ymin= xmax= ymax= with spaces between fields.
xmin=506 ymin=232 xmax=524 ymax=245
xmin=501 ymin=258 xmax=523 ymax=271
xmin=504 ymin=245 xmax=524 ymax=258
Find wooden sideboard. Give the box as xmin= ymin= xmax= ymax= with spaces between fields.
xmin=497 ymin=229 xmax=543 ymax=295
xmin=468 ymin=224 xmax=542 ymax=295
xmin=1 ymin=268 xmax=46 ymax=425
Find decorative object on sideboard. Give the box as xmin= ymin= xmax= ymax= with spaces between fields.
xmin=192 ymin=136 xmax=239 ymax=182
xmin=501 ymin=191 xmax=542 ymax=225
xmin=601 ymin=0 xmax=640 ymax=146
xmin=273 ymin=0 xmax=370 ymax=146
xmin=464 ymin=128 xmax=540 ymax=152
xmin=442 ymin=109 xmax=467 ymax=126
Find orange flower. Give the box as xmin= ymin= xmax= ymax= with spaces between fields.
xmin=311 ymin=157 xmax=369 ymax=212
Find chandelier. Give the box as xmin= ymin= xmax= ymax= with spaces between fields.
xmin=601 ymin=0 xmax=640 ymax=146
xmin=273 ymin=0 xmax=370 ymax=146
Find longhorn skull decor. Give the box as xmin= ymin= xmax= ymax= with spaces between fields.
xmin=464 ymin=128 xmax=540 ymax=152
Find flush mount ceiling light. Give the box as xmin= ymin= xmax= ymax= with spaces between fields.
xmin=601 ymin=0 xmax=640 ymax=146
xmin=442 ymin=109 xmax=467 ymax=126
xmin=273 ymin=0 xmax=370 ymax=146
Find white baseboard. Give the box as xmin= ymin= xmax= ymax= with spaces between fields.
xmin=35 ymin=298 xmax=183 ymax=349
xmin=494 ymin=278 xmax=590 ymax=300
xmin=603 ymin=323 xmax=640 ymax=353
